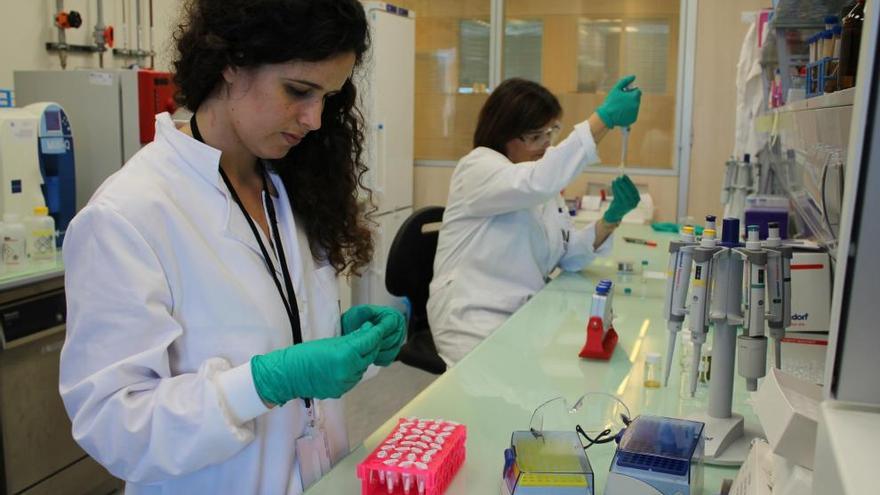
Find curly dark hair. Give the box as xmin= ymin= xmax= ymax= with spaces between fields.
xmin=173 ymin=0 xmax=374 ymax=275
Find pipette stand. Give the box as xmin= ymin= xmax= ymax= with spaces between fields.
xmin=680 ymin=219 xmax=764 ymax=465
xmin=686 ymin=317 xmax=762 ymax=465
xmin=579 ymin=317 xmax=618 ymax=360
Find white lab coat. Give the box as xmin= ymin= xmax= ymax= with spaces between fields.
xmin=427 ymin=122 xmax=612 ymax=366
xmin=60 ymin=113 xmax=348 ymax=494
xmin=728 ymin=20 xmax=768 ymax=220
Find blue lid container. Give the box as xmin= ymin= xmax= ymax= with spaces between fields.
xmin=720 ymin=217 xmax=740 ymax=247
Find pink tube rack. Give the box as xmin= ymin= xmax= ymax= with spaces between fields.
xmin=357 ymin=417 xmax=467 ymax=495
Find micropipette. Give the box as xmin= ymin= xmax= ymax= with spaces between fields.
xmin=688 ymin=228 xmax=718 ymax=397
xmin=737 ymin=225 xmax=769 ymax=391
xmin=662 ymin=225 xmax=697 ymax=386
xmin=704 ymin=215 xmax=717 ymax=234
xmin=617 ymin=81 xmax=637 ymax=176
xmin=763 ymin=222 xmax=792 ymax=368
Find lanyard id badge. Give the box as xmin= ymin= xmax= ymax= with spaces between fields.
xmin=296 ymin=403 xmax=332 ymax=490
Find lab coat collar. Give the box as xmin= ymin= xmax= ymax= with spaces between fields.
xmin=154 ymin=112 xmax=280 ymax=197
xmin=154 ymin=112 xmax=225 ymax=192
xmin=153 ymin=113 xmax=282 ymax=274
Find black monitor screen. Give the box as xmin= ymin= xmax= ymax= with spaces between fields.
xmin=45 ymin=111 xmax=61 ymax=131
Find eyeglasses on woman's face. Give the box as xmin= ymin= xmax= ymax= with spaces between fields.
xmin=519 ymin=121 xmax=561 ymax=150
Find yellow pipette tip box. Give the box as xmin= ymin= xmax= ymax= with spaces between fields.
xmin=502 ymin=430 xmax=594 ymax=494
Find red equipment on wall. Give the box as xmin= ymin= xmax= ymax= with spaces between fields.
xmin=138 ymin=70 xmax=177 ymax=144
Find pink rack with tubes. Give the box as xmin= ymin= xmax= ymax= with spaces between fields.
xmin=357 ymin=417 xmax=467 ymax=495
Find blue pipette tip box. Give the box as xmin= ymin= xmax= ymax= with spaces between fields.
xmin=607 ymin=415 xmax=705 ymax=495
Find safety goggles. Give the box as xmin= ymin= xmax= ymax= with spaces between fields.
xmin=519 ymin=121 xmax=562 ymax=150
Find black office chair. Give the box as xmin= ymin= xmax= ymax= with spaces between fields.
xmin=385 ymin=206 xmax=447 ymax=374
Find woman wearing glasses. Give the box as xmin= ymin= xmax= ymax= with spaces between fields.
xmin=427 ymin=77 xmax=642 ymax=366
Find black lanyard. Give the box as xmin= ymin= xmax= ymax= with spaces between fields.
xmin=190 ymin=114 xmax=310 ymax=407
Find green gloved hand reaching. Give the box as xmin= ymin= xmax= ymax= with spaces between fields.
xmin=596 ymin=75 xmax=642 ymax=129
xmin=603 ymin=175 xmax=641 ymax=224
xmin=341 ymin=304 xmax=407 ymax=366
xmin=250 ymin=323 xmax=383 ymax=406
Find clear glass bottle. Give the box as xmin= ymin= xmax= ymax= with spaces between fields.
xmin=639 ymin=259 xmax=649 ymax=298
xmin=617 ymin=259 xmax=634 ymax=280
xmin=644 ymin=352 xmax=662 ymax=388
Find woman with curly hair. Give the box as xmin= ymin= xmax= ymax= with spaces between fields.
xmin=58 ymin=1 xmax=406 ymax=492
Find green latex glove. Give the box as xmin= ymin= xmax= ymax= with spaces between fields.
xmin=603 ymin=175 xmax=641 ymax=224
xmin=250 ymin=324 xmax=383 ymax=405
xmin=651 ymin=222 xmax=680 ymax=233
xmin=596 ymin=75 xmax=643 ymax=129
xmin=341 ymin=304 xmax=407 ymax=366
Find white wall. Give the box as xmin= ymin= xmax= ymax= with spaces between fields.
xmin=687 ymin=0 xmax=768 ymax=219
xmin=0 ymin=0 xmax=182 ymax=94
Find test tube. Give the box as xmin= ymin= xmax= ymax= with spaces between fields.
xmin=403 ymin=473 xmax=413 ymax=494
xmin=386 ymin=471 xmax=397 ymax=493
xmin=833 ymin=25 xmax=842 ymax=58
xmin=807 ymin=36 xmax=816 ymax=64
xmin=823 ymin=30 xmax=834 ymax=59
xmin=619 ymin=127 xmax=630 ymax=175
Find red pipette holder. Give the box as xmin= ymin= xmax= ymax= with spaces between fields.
xmin=579 ymin=316 xmax=618 ymax=360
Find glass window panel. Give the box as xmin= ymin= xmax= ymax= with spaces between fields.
xmin=504 ymin=20 xmax=543 ymax=82
xmin=622 ymin=21 xmax=670 ymax=94
xmin=403 ymin=0 xmax=678 ymax=167
xmin=577 ymin=20 xmax=621 ymax=92
xmin=458 ymin=18 xmax=544 ymax=89
xmin=458 ymin=19 xmax=490 ymax=93
xmin=506 ymin=1 xmax=679 ymax=170
xmin=397 ymin=0 xmax=491 ymax=161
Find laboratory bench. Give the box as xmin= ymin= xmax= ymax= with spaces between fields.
xmin=0 ymin=256 xmax=64 ymax=292
xmin=308 ymin=225 xmax=759 ymax=495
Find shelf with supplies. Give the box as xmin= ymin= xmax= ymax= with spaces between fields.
xmin=756 ymin=87 xmax=854 ymax=133
xmin=763 ymin=0 xmax=857 ymax=118
xmin=777 ymin=86 xmax=854 ymax=113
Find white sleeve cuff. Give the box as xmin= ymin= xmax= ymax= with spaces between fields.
xmin=215 ymin=361 xmax=271 ymax=425
xmin=573 ymin=121 xmax=601 ymax=165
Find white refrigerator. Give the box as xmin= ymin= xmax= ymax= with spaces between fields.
xmin=347 ymin=2 xmax=415 ymax=313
